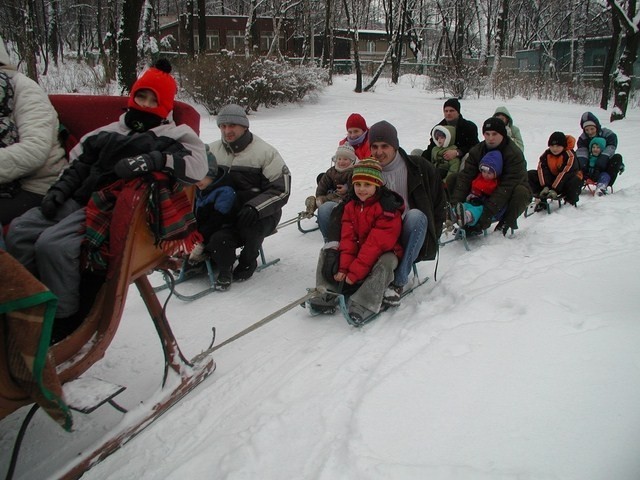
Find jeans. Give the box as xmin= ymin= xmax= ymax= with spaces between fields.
xmin=394 ymin=209 xmax=427 ymax=287
xmin=317 ymin=201 xmax=338 ymax=242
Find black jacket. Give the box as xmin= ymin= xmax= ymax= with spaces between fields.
xmin=423 ymin=115 xmax=479 ymax=162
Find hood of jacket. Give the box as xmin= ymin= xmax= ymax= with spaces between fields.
xmin=493 ymin=106 xmax=513 ymax=126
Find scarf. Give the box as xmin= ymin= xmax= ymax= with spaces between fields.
xmin=346 ymin=130 xmax=367 ymax=147
xmin=83 ymin=172 xmax=201 ymax=275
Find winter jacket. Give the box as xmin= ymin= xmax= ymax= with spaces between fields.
xmin=339 ymin=187 xmax=404 ymax=284
xmin=339 ymin=134 xmax=371 ymax=160
xmin=576 ymin=112 xmax=618 ymax=170
xmin=208 ymin=130 xmax=290 ymax=224
xmin=452 ymin=137 xmax=529 ymax=228
xmin=469 ymin=174 xmax=499 ymax=199
xmin=50 ymin=114 xmax=208 ymax=206
xmin=493 ymin=106 xmax=524 ymax=151
xmin=316 ymin=166 xmax=352 ymax=204
xmin=395 ymin=148 xmax=446 ymax=262
xmin=423 ymin=114 xmax=479 ymax=162
xmin=429 ymin=125 xmax=460 ymax=177
xmin=0 ymin=64 xmax=66 ymax=195
xmin=195 ymin=166 xmax=237 ymax=242
xmin=537 ymin=135 xmax=580 ymax=191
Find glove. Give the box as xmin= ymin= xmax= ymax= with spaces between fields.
xmin=547 ymin=189 xmax=558 ymax=200
xmin=322 ymin=248 xmax=340 ymax=283
xmin=236 ymin=206 xmax=259 ymax=228
xmin=114 ymin=151 xmax=165 ymax=179
xmin=539 ymin=187 xmax=550 ymax=199
xmin=41 ymin=189 xmax=66 ymax=219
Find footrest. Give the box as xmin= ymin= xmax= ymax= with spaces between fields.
xmin=63 ymin=376 xmax=126 ymax=414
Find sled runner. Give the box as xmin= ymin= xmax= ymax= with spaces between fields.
xmin=583 ymin=178 xmax=614 ymax=196
xmin=0 ymin=95 xmax=216 ymax=479
xmin=524 ymin=195 xmax=565 ymax=217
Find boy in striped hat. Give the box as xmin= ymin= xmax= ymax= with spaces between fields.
xmin=310 ymin=158 xmax=405 ymax=324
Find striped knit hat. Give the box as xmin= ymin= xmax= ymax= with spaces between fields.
xmin=352 ymin=158 xmax=383 ymax=187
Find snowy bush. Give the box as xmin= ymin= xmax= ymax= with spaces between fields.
xmin=174 ymin=53 xmax=328 ymax=114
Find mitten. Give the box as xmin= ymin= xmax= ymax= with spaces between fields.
xmin=236 ymin=205 xmax=258 ymax=228
xmin=114 ymin=151 xmax=165 ymax=179
xmin=322 ymin=248 xmax=340 ymax=283
xmin=539 ymin=186 xmax=550 ymax=199
xmin=547 ymin=189 xmax=558 ymax=200
xmin=40 ymin=189 xmax=67 ymax=219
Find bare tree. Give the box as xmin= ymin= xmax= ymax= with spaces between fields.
xmin=600 ymin=5 xmax=621 ymax=109
xmin=342 ymin=0 xmax=367 ymax=92
xmin=489 ymin=0 xmax=509 ymax=93
xmin=118 ymin=0 xmax=145 ymax=93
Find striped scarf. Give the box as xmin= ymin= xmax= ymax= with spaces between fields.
xmin=83 ymin=172 xmax=201 ymax=274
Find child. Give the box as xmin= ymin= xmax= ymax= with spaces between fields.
xmin=452 ymin=150 xmax=503 ymax=228
xmin=339 ymin=113 xmax=371 ymax=160
xmin=304 ymin=144 xmax=356 ymax=215
xmin=189 ymin=151 xmax=236 ymax=264
xmin=585 ymin=137 xmax=610 ymax=196
xmin=6 ymin=59 xmax=208 ymax=334
xmin=310 ymin=159 xmax=404 ymax=324
xmin=429 ymin=125 xmax=459 ymax=182
xmin=528 ymin=131 xmax=581 ymax=206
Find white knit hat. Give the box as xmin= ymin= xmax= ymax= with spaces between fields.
xmin=334 ymin=144 xmax=357 ymax=163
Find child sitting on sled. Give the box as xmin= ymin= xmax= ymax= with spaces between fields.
xmin=527 ymin=131 xmax=582 ymax=206
xmin=188 ymin=149 xmax=236 ymax=264
xmin=304 ymin=143 xmax=357 ymax=216
xmin=451 ymin=150 xmax=503 ymax=229
xmin=429 ymin=125 xmax=459 ymax=183
xmin=583 ymin=137 xmax=611 ymax=196
xmin=309 ymin=159 xmax=404 ymax=324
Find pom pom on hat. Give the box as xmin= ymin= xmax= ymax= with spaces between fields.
xmin=368 ymin=120 xmax=399 ymax=150
xmin=216 ymin=104 xmax=250 ymax=128
xmin=352 ymin=158 xmax=384 ymax=187
xmin=127 ymin=59 xmax=177 ymax=119
xmin=548 ymin=131 xmax=567 ymax=148
xmin=443 ymin=98 xmax=461 ymax=113
xmin=346 ymin=113 xmax=368 ymax=131
xmin=482 ymin=116 xmax=508 ymax=138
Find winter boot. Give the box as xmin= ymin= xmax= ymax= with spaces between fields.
xmin=215 ymin=268 xmax=233 ymax=291
xmin=233 ymin=259 xmax=258 ymax=281
xmin=382 ymin=284 xmax=403 ymax=307
xmin=188 ymin=242 xmax=209 ymax=265
xmin=308 ymin=293 xmax=338 ymax=314
xmin=348 ymin=302 xmax=376 ymax=326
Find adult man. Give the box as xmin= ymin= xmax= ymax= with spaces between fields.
xmin=575 ymin=112 xmax=624 ymax=194
xmin=422 ymin=98 xmax=479 ymax=169
xmin=206 ymin=104 xmax=290 ymax=290
xmin=449 ymin=117 xmax=531 ymax=235
xmin=315 ymin=120 xmax=445 ymax=308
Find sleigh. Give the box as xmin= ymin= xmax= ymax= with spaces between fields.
xmin=0 ymin=95 xmax=216 ymax=478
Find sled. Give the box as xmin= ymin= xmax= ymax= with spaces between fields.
xmin=304 ymin=264 xmax=429 ymax=328
xmin=154 ymin=244 xmax=281 ymax=302
xmin=0 ymin=95 xmax=216 ymax=479
xmin=583 ymin=179 xmax=614 ymax=196
xmin=276 ymin=211 xmax=320 ymax=234
xmin=524 ymin=195 xmax=565 ymax=217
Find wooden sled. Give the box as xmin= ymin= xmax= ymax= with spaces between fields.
xmin=1 ymin=95 xmax=215 ymax=478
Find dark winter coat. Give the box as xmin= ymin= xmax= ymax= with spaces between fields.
xmin=452 ymin=137 xmax=529 ymax=228
xmin=536 ymin=135 xmax=580 ymax=191
xmin=423 ymin=115 xmax=479 ymax=162
xmin=339 ymin=187 xmax=404 ymax=284
xmin=195 ymin=166 xmax=237 ymax=242
xmin=316 ymin=166 xmax=353 ymax=204
xmin=575 ymin=113 xmax=618 ymax=170
xmin=49 ymin=115 xmax=207 ymax=206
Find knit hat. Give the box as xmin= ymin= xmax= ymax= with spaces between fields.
xmin=217 ymin=104 xmax=250 ymax=128
xmin=368 ymin=120 xmax=399 ymax=150
xmin=352 ymin=158 xmax=384 ymax=187
xmin=548 ymin=131 xmax=567 ymax=148
xmin=479 ymin=150 xmax=503 ymax=176
xmin=443 ymin=98 xmax=461 ymax=113
xmin=127 ymin=59 xmax=177 ymax=119
xmin=580 ymin=112 xmax=601 ymax=131
xmin=589 ymin=136 xmax=606 ymax=152
xmin=334 ymin=144 xmax=357 ymax=163
xmin=346 ymin=113 xmax=368 ymax=131
xmin=482 ymin=117 xmax=507 ymax=138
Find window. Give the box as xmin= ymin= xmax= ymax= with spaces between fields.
xmin=193 ymin=32 xmax=220 ymax=50
xmin=226 ymin=30 xmax=245 ymax=52
xmin=260 ymin=32 xmax=274 ymax=51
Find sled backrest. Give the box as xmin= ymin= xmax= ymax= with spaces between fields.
xmin=0 ymin=96 xmax=200 ymax=414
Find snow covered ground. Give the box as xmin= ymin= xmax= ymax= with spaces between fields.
xmin=2 ymin=75 xmax=640 ymax=480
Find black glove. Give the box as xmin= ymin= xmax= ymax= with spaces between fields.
xmin=322 ymin=248 xmax=340 ymax=283
xmin=236 ymin=205 xmax=259 ymax=228
xmin=114 ymin=151 xmax=165 ymax=179
xmin=41 ymin=189 xmax=66 ymax=219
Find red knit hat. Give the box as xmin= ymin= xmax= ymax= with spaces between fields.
xmin=352 ymin=158 xmax=383 ymax=187
xmin=346 ymin=113 xmax=368 ymax=131
xmin=127 ymin=59 xmax=177 ymax=119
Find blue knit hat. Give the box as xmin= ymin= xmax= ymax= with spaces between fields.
xmin=479 ymin=150 xmax=503 ymax=176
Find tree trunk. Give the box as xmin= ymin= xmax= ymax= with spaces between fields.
xmin=600 ymin=9 xmax=621 ymax=109
xmin=244 ymin=0 xmax=258 ymax=58
xmin=48 ymin=0 xmax=61 ymax=66
xmin=343 ymin=0 xmax=362 ymax=92
xmin=610 ymin=0 xmax=639 ymax=121
xmin=117 ymin=0 xmax=145 ymax=94
xmin=197 ymin=0 xmax=207 ymax=53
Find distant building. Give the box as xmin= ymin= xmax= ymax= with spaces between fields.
xmin=156 ymin=15 xmax=295 ymax=55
